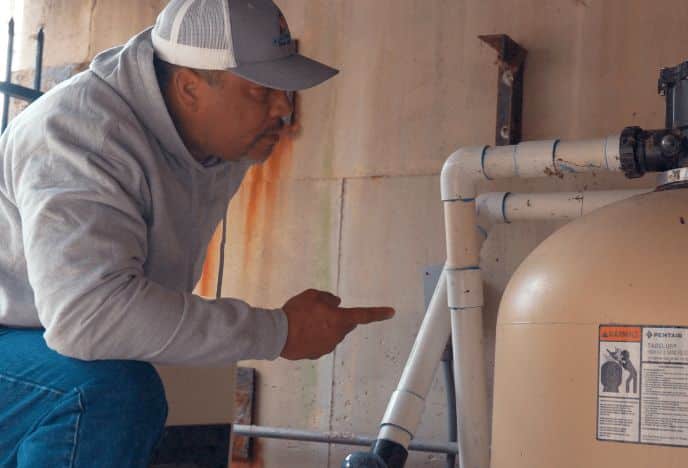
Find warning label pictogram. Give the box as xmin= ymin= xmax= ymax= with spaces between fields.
xmin=597 ymin=324 xmax=688 ymax=447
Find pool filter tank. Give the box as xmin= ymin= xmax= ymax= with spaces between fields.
xmin=491 ymin=60 xmax=688 ymax=468
xmin=491 ymin=186 xmax=688 ymax=467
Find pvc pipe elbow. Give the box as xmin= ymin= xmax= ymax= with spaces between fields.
xmin=441 ymin=146 xmax=488 ymax=201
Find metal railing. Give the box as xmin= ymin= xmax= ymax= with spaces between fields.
xmin=1 ymin=18 xmax=44 ymax=133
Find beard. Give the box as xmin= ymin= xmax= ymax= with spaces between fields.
xmin=245 ymin=134 xmax=280 ymax=163
xmin=244 ymin=120 xmax=289 ymax=163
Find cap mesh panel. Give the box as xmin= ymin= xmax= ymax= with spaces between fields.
xmin=177 ymin=0 xmax=230 ymax=49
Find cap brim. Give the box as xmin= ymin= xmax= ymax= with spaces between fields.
xmin=230 ymin=53 xmax=339 ymax=91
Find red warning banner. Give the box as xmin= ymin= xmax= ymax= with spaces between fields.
xmin=600 ymin=326 xmax=642 ymax=342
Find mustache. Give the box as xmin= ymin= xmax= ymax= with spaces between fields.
xmin=257 ymin=118 xmax=300 ymax=141
xmin=265 ymin=120 xmax=285 ymax=136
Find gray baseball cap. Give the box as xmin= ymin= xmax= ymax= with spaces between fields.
xmin=152 ymin=0 xmax=339 ymax=91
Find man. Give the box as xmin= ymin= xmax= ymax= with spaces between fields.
xmin=0 ymin=0 xmax=394 ymax=466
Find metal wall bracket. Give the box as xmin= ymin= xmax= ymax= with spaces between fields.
xmin=478 ymin=34 xmax=527 ymax=146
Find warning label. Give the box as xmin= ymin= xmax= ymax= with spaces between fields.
xmin=597 ymin=325 xmax=688 ymax=447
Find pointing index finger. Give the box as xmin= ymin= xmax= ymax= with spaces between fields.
xmin=338 ymin=306 xmax=396 ymax=325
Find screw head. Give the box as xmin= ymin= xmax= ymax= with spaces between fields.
xmin=661 ymin=134 xmax=680 ymax=156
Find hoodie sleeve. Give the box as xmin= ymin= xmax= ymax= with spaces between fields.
xmin=13 ymin=140 xmax=288 ymax=366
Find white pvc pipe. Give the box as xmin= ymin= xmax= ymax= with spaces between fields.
xmin=479 ymin=135 xmax=621 ymax=181
xmin=440 ymin=135 xmax=623 ymax=468
xmin=441 ymin=145 xmax=490 ymax=468
xmin=476 ymin=189 xmax=651 ymax=227
xmin=555 ymin=138 xmax=621 ymax=172
xmin=443 ymin=199 xmax=490 ymax=468
xmin=378 ymin=269 xmax=451 ymax=448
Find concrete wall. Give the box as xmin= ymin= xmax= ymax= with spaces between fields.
xmin=4 ymin=0 xmax=688 ymax=467
xmin=222 ymin=1 xmax=680 ymax=467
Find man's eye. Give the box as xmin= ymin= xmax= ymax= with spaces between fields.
xmin=250 ymin=87 xmax=270 ymax=101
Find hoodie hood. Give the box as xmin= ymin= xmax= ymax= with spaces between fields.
xmin=90 ymin=28 xmax=218 ymax=172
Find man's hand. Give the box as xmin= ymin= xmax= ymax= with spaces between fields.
xmin=280 ymin=289 xmax=395 ymax=360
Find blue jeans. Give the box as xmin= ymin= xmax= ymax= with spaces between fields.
xmin=0 ymin=327 xmax=168 ymax=467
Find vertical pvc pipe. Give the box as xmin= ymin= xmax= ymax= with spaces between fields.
xmin=444 ymin=201 xmax=481 ymax=267
xmin=444 ymin=199 xmax=490 ymax=468
xmin=2 ymin=18 xmax=14 ymax=133
xmin=451 ymin=306 xmax=489 ymax=468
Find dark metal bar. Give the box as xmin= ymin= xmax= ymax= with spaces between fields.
xmin=34 ymin=27 xmax=44 ymax=91
xmin=0 ymin=81 xmax=42 ymax=102
xmin=2 ymin=18 xmax=15 ymax=132
xmin=478 ymin=34 xmax=527 ymax=146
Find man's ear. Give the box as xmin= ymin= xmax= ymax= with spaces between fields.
xmin=171 ymin=68 xmax=204 ymax=111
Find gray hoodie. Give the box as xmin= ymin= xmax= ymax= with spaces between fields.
xmin=0 ymin=28 xmax=288 ymax=365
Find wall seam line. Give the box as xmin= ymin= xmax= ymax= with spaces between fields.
xmin=328 ymin=177 xmax=346 ymax=467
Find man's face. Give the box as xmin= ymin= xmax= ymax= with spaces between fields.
xmin=194 ymin=72 xmax=293 ymax=162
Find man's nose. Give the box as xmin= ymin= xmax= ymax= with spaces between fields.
xmin=270 ymin=89 xmax=294 ymax=121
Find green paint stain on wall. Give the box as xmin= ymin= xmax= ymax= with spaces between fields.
xmin=312 ymin=182 xmax=336 ymax=290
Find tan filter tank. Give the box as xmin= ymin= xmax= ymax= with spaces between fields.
xmin=491 ymin=188 xmax=688 ymax=468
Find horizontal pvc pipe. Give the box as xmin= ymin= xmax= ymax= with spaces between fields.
xmin=514 ymin=140 xmax=558 ymax=178
xmin=476 ymin=189 xmax=651 ymax=226
xmin=482 ymin=145 xmax=516 ymax=180
xmin=504 ymin=191 xmax=581 ymax=221
xmin=442 ymin=136 xmax=623 ymax=206
xmin=555 ymin=137 xmax=621 ymax=172
xmin=479 ymin=135 xmax=622 ymax=181
xmin=232 ymin=425 xmax=459 ymax=455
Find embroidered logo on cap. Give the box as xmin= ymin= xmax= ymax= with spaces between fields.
xmin=273 ymin=12 xmax=291 ymax=47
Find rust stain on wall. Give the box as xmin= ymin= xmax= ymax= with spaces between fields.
xmin=196 ymin=132 xmax=295 ymax=296
xmin=232 ymin=437 xmax=266 ymax=467
xmin=242 ymin=133 xmax=295 ymax=267
xmin=198 ymin=223 xmax=222 ymax=297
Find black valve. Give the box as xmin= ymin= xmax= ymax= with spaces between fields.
xmin=342 ymin=439 xmax=408 ymax=468
xmin=619 ymin=60 xmax=688 ymax=179
xmin=659 ymin=60 xmax=688 ymax=129
xmin=341 ymin=452 xmax=388 ymax=468
xmin=619 ymin=126 xmax=688 ymax=179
